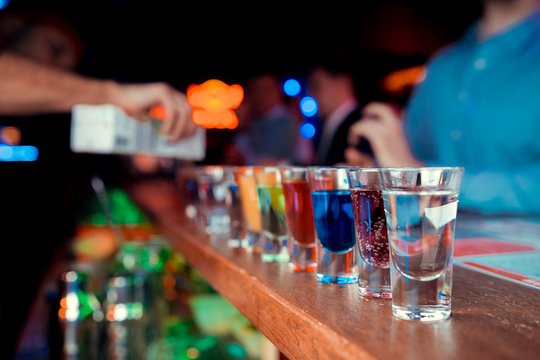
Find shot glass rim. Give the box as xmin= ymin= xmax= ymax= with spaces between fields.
xmin=378 ymin=166 xmax=464 ymax=172
xmin=347 ymin=167 xmax=380 ymax=173
xmin=307 ymin=166 xmax=354 ymax=171
xmin=347 ymin=167 xmax=381 ymax=189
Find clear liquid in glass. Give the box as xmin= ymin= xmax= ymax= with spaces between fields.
xmin=383 ymin=189 xmax=458 ymax=321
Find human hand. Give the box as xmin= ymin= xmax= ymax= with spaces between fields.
xmin=344 ymin=147 xmax=375 ymax=167
xmin=110 ymin=82 xmax=196 ymax=142
xmin=347 ymin=102 xmax=422 ymax=167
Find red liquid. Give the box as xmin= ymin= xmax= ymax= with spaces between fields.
xmin=350 ymin=188 xmax=389 ymax=267
xmin=282 ymin=180 xmax=316 ymax=245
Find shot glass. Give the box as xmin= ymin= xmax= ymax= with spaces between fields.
xmin=280 ymin=167 xmax=317 ymax=272
xmin=379 ymin=167 xmax=464 ymax=321
xmin=348 ymin=168 xmax=391 ymax=298
xmin=254 ymin=167 xmax=290 ymax=263
xmin=225 ymin=166 xmax=245 ymax=248
xmin=237 ymin=167 xmax=263 ymax=252
xmin=196 ymin=166 xmax=230 ymax=235
xmin=307 ymin=167 xmax=359 ymax=284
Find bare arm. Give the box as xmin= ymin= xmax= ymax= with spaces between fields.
xmin=0 ymin=52 xmax=114 ymax=114
xmin=0 ymin=51 xmax=195 ymax=141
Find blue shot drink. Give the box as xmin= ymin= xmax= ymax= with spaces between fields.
xmin=307 ymin=168 xmax=359 ymax=284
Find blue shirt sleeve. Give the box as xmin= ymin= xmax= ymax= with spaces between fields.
xmin=458 ymin=167 xmax=540 ymax=215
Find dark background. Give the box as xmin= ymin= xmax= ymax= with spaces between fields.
xmin=5 ymin=0 xmax=482 ymax=91
xmin=0 ymin=0 xmax=482 ymax=357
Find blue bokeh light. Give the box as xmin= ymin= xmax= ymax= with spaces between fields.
xmin=300 ymin=96 xmax=318 ymax=117
xmin=0 ymin=145 xmax=39 ymax=161
xmin=299 ymin=122 xmax=316 ymax=139
xmin=0 ymin=0 xmax=11 ymax=10
xmin=283 ymin=79 xmax=301 ymax=97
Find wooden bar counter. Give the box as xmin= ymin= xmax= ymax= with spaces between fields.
xmin=130 ymin=180 xmax=540 ymax=360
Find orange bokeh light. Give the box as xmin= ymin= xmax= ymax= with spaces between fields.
xmin=1 ymin=126 xmax=21 ymax=145
xmin=383 ymin=65 xmax=426 ymax=93
xmin=149 ymin=105 xmax=168 ymax=120
xmin=187 ymin=79 xmax=244 ymax=129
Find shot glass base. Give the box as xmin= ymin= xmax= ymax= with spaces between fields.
xmin=358 ymin=287 xmax=391 ymax=299
xmin=317 ymin=273 xmax=358 ymax=284
xmin=358 ymin=261 xmax=391 ymax=299
xmin=288 ymin=242 xmax=317 ymax=272
xmin=316 ymin=246 xmax=359 ymax=285
xmin=228 ymin=238 xmax=247 ymax=248
xmin=392 ymin=305 xmax=451 ymax=322
xmin=261 ymin=252 xmax=290 ymax=263
xmin=244 ymin=231 xmax=263 ymax=253
xmin=289 ymin=263 xmax=317 ymax=272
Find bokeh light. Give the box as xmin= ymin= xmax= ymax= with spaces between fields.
xmin=0 ymin=0 xmax=10 ymax=10
xmin=300 ymin=96 xmax=318 ymax=117
xmin=0 ymin=145 xmax=39 ymax=161
xmin=283 ymin=79 xmax=301 ymax=96
xmin=299 ymin=122 xmax=316 ymax=139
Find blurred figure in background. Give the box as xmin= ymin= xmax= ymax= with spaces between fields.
xmin=233 ymin=72 xmax=300 ymax=165
xmin=308 ymin=60 xmax=372 ymax=166
xmin=347 ymin=0 xmax=540 ymax=215
xmin=0 ymin=9 xmax=82 ymax=69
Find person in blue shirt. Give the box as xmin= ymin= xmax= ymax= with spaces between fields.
xmin=346 ymin=0 xmax=540 ymax=215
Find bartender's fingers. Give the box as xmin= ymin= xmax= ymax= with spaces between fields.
xmin=166 ymin=91 xmax=196 ymax=142
xmin=362 ymin=102 xmax=402 ymax=127
xmin=344 ymin=147 xmax=375 ymax=167
xmin=347 ymin=118 xmax=378 ymax=146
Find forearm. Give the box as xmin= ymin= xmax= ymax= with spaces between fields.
xmin=0 ymin=52 xmax=118 ymax=115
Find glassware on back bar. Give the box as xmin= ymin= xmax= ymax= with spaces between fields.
xmin=197 ymin=166 xmax=230 ymax=235
xmin=379 ymin=167 xmax=464 ymax=321
xmin=280 ymin=167 xmax=317 ymax=272
xmin=254 ymin=167 xmax=290 ymax=262
xmin=348 ymin=168 xmax=391 ymax=298
xmin=237 ymin=167 xmax=263 ymax=251
xmin=307 ymin=167 xmax=358 ymax=284
xmin=225 ymin=167 xmax=245 ymax=247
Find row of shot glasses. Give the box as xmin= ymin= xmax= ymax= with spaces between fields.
xmin=178 ymin=165 xmax=463 ymax=322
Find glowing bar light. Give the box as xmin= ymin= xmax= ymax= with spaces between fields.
xmin=283 ymin=79 xmax=301 ymax=97
xmin=0 ymin=145 xmax=39 ymax=161
xmin=187 ymin=79 xmax=244 ymax=129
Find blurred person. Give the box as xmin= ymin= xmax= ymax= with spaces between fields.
xmin=233 ymin=72 xmax=300 ymax=165
xmin=347 ymin=0 xmax=540 ymax=214
xmin=308 ymin=61 xmax=372 ymax=166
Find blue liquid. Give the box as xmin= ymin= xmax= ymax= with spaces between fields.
xmin=311 ymin=190 xmax=356 ymax=253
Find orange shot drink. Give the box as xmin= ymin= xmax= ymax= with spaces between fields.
xmin=237 ymin=167 xmax=263 ymax=252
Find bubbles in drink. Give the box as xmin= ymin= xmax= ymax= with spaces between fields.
xmin=350 ymin=188 xmax=389 ymax=268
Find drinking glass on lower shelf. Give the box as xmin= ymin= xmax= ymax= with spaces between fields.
xmin=307 ymin=167 xmax=359 ymax=284
xmin=379 ymin=167 xmax=464 ymax=321
xmin=347 ymin=168 xmax=391 ymax=298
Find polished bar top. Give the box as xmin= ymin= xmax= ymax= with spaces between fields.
xmin=131 ymin=180 xmax=540 ymax=360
